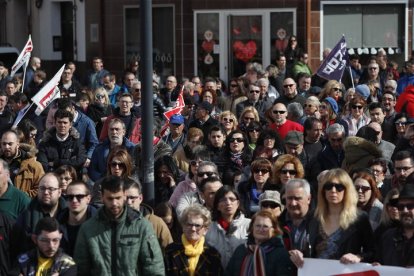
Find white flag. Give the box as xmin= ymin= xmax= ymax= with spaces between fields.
xmin=32 ymin=64 xmax=65 ymax=115
xmin=10 ymin=35 xmax=33 ymax=77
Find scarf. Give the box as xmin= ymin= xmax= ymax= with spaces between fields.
xmin=240 ymin=243 xmax=273 ymax=276
xmin=218 ymin=217 xmax=230 ymax=232
xmin=230 ymin=152 xmax=243 ymax=168
xmin=182 ymin=234 xmax=205 ymax=276
xmin=250 ymin=183 xmax=261 ymax=204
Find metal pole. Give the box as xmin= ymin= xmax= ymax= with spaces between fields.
xmin=140 ymin=0 xmax=154 ymax=207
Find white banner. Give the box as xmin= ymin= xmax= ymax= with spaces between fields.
xmin=299 ymin=258 xmax=414 ymax=276
xmin=10 ymin=35 xmax=33 ymax=77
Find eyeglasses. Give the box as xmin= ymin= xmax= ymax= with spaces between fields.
xmin=39 ymin=186 xmax=59 ymax=193
xmin=261 ymin=202 xmax=280 ymax=209
xmin=253 ymin=168 xmax=270 ymax=174
xmin=397 ymin=203 xmax=414 ymax=211
xmin=250 ymin=90 xmax=260 ymax=94
xmin=272 ymin=110 xmax=287 ymax=115
xmin=185 ymin=223 xmax=204 ymax=230
xmin=126 ymin=196 xmax=140 ymax=201
xmin=190 ymin=160 xmax=201 ymax=167
xmin=65 ymin=194 xmax=88 ymax=201
xmin=352 ymin=105 xmax=363 ymax=110
xmin=197 ymin=171 xmax=215 ymax=177
xmin=395 ymin=121 xmax=407 ymax=126
xmin=60 ymin=177 xmax=72 ymax=182
xmin=244 ymin=117 xmax=255 ymax=121
xmin=223 ymin=118 xmax=234 ymax=123
xmin=323 ymin=182 xmax=345 ymax=192
xmin=111 ymin=161 xmax=125 ymax=168
xmin=369 ymin=67 xmax=378 ymax=71
xmin=281 ymin=169 xmax=296 ymax=175
xmin=355 ymin=185 xmax=371 ymax=193
xmin=96 ymin=94 xmax=105 ymax=99
xmin=254 ymin=224 xmax=273 ymax=231
xmin=283 ymin=84 xmax=295 ymax=88
xmin=229 ymin=137 xmax=244 ymax=143
xmin=219 ymin=197 xmax=238 ymax=203
xmin=395 ymin=166 xmax=413 ymax=172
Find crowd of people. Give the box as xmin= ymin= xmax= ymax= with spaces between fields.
xmin=0 ymin=39 xmax=414 ymax=275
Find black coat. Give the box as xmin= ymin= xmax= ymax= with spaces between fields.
xmin=376 ymin=226 xmax=414 ymax=267
xmin=86 ymin=103 xmax=112 ymax=136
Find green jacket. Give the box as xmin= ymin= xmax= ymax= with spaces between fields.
xmin=74 ymin=205 xmax=165 ymax=276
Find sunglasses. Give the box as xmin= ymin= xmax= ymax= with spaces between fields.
xmin=272 ymin=110 xmax=286 ymax=115
xmin=253 ymin=168 xmax=270 ymax=174
xmin=250 ymin=90 xmax=260 ymax=94
xmin=261 ymin=202 xmax=280 ymax=209
xmin=65 ymin=194 xmax=88 ymax=201
xmin=332 ymin=87 xmax=341 ymax=91
xmin=244 ymin=117 xmax=255 ymax=121
xmin=319 ymin=105 xmax=327 ymax=109
xmin=190 ymin=160 xmax=201 ymax=166
xmin=197 ymin=171 xmax=215 ymax=177
xmin=281 ymin=169 xmax=296 ymax=175
xmin=223 ymin=118 xmax=234 ymax=123
xmin=230 ymin=84 xmax=238 ymax=87
xmin=369 ymin=67 xmax=378 ymax=70
xmin=352 ymin=105 xmax=363 ymax=110
xmin=96 ymin=94 xmax=105 ymax=99
xmin=303 ymin=104 xmax=314 ymax=108
xmin=397 ymin=203 xmax=414 ymax=211
xmin=323 ymin=182 xmax=345 ymax=192
xmin=248 ymin=128 xmax=261 ymax=132
xmin=111 ymin=161 xmax=125 ymax=168
xmin=395 ymin=121 xmax=407 ymax=126
xmin=355 ymin=185 xmax=371 ymax=193
xmin=229 ymin=138 xmax=244 ymax=143
xmin=283 ymin=84 xmax=295 ymax=88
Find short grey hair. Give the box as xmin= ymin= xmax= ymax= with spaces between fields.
xmin=197 ymin=161 xmax=219 ymax=174
xmin=257 ymin=78 xmax=269 ymax=86
xmin=306 ymin=96 xmax=321 ymax=107
xmin=179 ymin=204 xmax=212 ymax=228
xmin=326 ymin=123 xmax=345 ymax=135
xmin=285 ymin=178 xmax=311 ymax=196
xmin=287 ymin=102 xmax=304 ymax=118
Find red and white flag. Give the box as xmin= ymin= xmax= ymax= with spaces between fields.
xmin=10 ymin=35 xmax=33 ymax=77
xmin=32 ymin=64 xmax=65 ymax=115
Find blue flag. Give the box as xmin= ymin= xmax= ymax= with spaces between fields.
xmin=316 ymin=36 xmax=348 ymax=81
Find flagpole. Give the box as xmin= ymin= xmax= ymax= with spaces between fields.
xmin=21 ymin=66 xmax=27 ymax=93
xmin=13 ymin=102 xmax=34 ymax=128
xmin=349 ymin=66 xmax=355 ymax=89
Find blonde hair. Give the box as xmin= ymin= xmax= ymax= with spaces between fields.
xmin=219 ymin=111 xmax=238 ymax=130
xmin=239 ymin=106 xmax=260 ymax=123
xmin=94 ymin=87 xmax=110 ymax=106
xmin=315 ymin=168 xmax=358 ymax=230
xmin=319 ymin=80 xmax=342 ymax=100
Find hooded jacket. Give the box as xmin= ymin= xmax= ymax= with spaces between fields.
xmin=140 ymin=203 xmax=173 ymax=250
xmin=342 ymin=136 xmax=382 ymax=173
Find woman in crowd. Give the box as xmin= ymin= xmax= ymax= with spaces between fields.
xmin=303 ymin=96 xmax=321 ymax=118
xmin=368 ymin=158 xmax=391 ymax=198
xmin=341 ymin=88 xmax=356 ymax=118
xmin=17 ymin=119 xmax=37 ymax=146
xmin=245 ymin=121 xmax=262 ymax=151
xmin=391 ymin=112 xmax=408 ymax=145
xmin=224 ymin=78 xmax=248 ymax=115
xmin=238 ymin=106 xmax=260 ymax=132
xmin=367 ymin=79 xmax=381 ymax=103
xmin=289 ymin=168 xmax=375 ymax=267
xmin=226 ymin=210 xmax=293 ymax=276
xmin=164 ymin=205 xmax=223 ymax=275
xmin=343 ymin=96 xmax=369 ymax=137
xmin=374 ymin=188 xmax=400 ymax=241
xmin=255 ymin=129 xmax=284 ymax=160
xmin=205 ymin=185 xmax=251 ymax=268
xmin=319 ymin=80 xmax=343 ymax=104
xmin=173 ymin=127 xmax=204 ymax=173
xmin=200 ymin=88 xmax=221 ymax=119
xmin=284 ymin=35 xmax=302 ymax=73
xmin=238 ymin=159 xmax=273 ymax=217
xmin=55 ymin=165 xmax=77 ymax=196
xmin=154 ymin=155 xmax=181 ymax=203
xmin=352 ymin=171 xmax=383 ymax=230
xmin=271 ymin=154 xmax=305 ymax=191
xmin=319 ymin=97 xmax=348 ymax=136
xmin=219 ymin=130 xmax=252 ymax=177
xmin=87 ymin=87 xmax=113 ymax=136
xmin=219 ymin=111 xmax=238 ymax=136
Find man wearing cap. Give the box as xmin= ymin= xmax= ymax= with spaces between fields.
xmin=189 ymin=101 xmax=218 ymax=143
xmin=274 ymin=78 xmax=306 ymax=107
xmin=162 ymin=114 xmax=186 ymax=154
xmin=284 ymin=131 xmax=309 ymax=175
xmin=259 ymin=190 xmax=283 ymax=218
xmin=376 ymin=184 xmax=414 ymax=266
xmin=269 ymin=103 xmax=304 ymax=140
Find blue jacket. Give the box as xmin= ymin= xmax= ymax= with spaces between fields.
xmin=397 ymin=74 xmax=414 ymax=95
xmin=88 ymin=137 xmax=135 ymax=181
xmin=73 ymin=111 xmax=99 ymax=159
xmin=108 ymin=85 xmax=122 ymax=107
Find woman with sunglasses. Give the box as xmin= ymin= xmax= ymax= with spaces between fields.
xmin=271 ymin=154 xmax=305 ymax=191
xmin=205 ymin=185 xmax=251 ymax=268
xmin=223 ymin=78 xmax=248 ymax=115
xmin=245 ymin=121 xmax=262 ymax=151
xmin=343 ymin=96 xmax=369 ymax=136
xmin=87 ymin=87 xmax=112 ymax=136
xmin=289 ymin=169 xmax=375 ymax=268
xmin=219 ymin=111 xmax=238 ymax=136
xmin=374 ymin=188 xmax=400 ymax=242
xmin=238 ymin=106 xmax=260 ymax=132
xmin=352 ymin=171 xmax=383 ymax=230
xmin=391 ymin=113 xmax=408 ymax=145
xmin=303 ymin=96 xmax=321 ymax=118
xmin=319 ymin=80 xmax=343 ymax=103
xmin=226 ymin=210 xmax=293 ymax=276
xmin=238 ymin=159 xmax=273 ymax=217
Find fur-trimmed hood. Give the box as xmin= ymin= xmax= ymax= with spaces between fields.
xmin=342 ymin=136 xmax=382 ymax=172
xmin=40 ymin=127 xmax=80 ymax=143
xmin=18 ymin=143 xmax=38 ymax=158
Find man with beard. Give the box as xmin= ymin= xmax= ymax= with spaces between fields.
xmin=57 ymin=181 xmax=96 ymax=256
xmin=88 ymin=118 xmax=135 ymax=181
xmin=381 ymin=91 xmax=397 ymax=142
xmin=0 ymin=130 xmax=44 ymax=197
xmin=268 ymin=102 xmax=304 ymax=139
xmin=376 ymin=184 xmax=414 ymax=266
xmin=12 ymin=173 xmax=66 ymax=258
xmin=17 ymin=217 xmax=76 ymax=275
xmin=74 ymin=176 xmax=164 ymax=275
xmin=392 ymin=151 xmax=414 ymax=190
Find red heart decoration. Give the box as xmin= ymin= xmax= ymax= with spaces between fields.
xmin=233 ymin=40 xmax=257 ymax=63
xmin=201 ymin=40 xmax=214 ymax=53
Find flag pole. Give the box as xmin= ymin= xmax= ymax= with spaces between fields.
xmin=349 ymin=66 xmax=355 ymax=89
xmin=21 ymin=66 xmax=28 ymax=93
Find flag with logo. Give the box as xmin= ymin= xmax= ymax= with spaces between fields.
xmin=316 ymin=35 xmax=348 ymax=81
xmin=10 ymin=35 xmax=33 ymax=77
xmin=32 ymin=64 xmax=65 ymax=115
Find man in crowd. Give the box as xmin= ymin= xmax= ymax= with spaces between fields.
xmin=258 ymin=190 xmax=283 ymax=218
xmin=5 ymin=80 xmax=17 ymax=96
xmin=162 ymin=114 xmax=186 ymax=154
xmin=0 ymin=91 xmax=15 ymax=137
xmin=188 ymin=101 xmax=218 ymax=143
xmin=0 ymin=130 xmax=44 ymax=197
xmin=269 ymin=102 xmax=304 ymax=139
xmin=23 ymin=56 xmax=41 ymax=90
xmin=125 ymin=180 xmax=173 ymax=250
xmin=102 ymin=72 xmax=122 ymax=107
xmin=160 ymin=75 xmax=179 ymax=107
xmin=367 ymin=122 xmax=395 ymax=163
xmin=381 ymin=91 xmax=397 ymax=141
xmin=303 ymin=117 xmax=323 ymax=163
xmin=74 ymin=176 xmax=164 ymax=275
xmin=58 ymin=66 xmax=82 ymax=101
xmin=120 ymin=71 xmax=136 ymax=93
xmin=57 ymin=181 xmax=96 ymax=257
xmin=296 ymin=73 xmax=312 ymax=97
xmin=0 ymin=210 xmax=16 ymax=275
xmin=17 ymin=217 xmax=76 ymax=275
xmin=274 ymin=78 xmax=306 ymax=106
xmin=316 ymin=123 xmax=345 ymax=172
xmin=85 ymin=57 xmax=109 ymax=89
xmin=236 ymin=82 xmax=272 ymax=122
xmin=392 ymin=151 xmax=414 ymax=190
xmin=206 ymin=125 xmax=226 ymax=164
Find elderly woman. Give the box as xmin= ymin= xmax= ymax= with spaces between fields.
xmin=289 ymin=169 xmax=375 ymax=268
xmin=164 ymin=205 xmax=223 ymax=275
xmin=352 ymin=171 xmax=383 ymax=230
xmin=343 ymin=96 xmax=369 ymax=136
xmin=238 ymin=158 xmax=273 ymax=217
xmin=87 ymin=87 xmax=113 ymax=136
xmin=205 ymin=185 xmax=251 ymax=268
xmin=226 ymin=210 xmax=293 ymax=276
xmin=303 ymin=96 xmax=321 ymax=118
xmin=219 ymin=111 xmax=238 ymax=135
xmin=270 ymin=154 xmax=305 ymax=191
